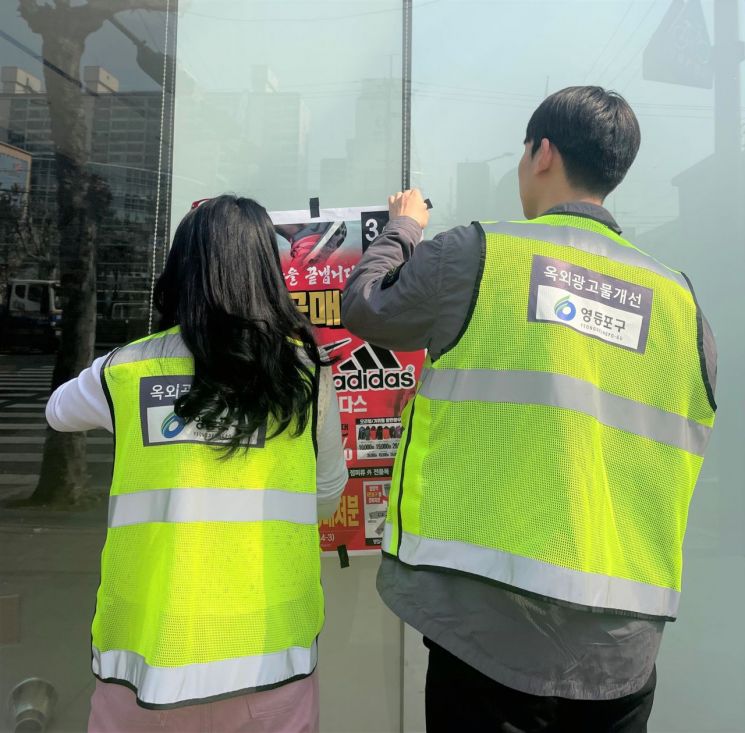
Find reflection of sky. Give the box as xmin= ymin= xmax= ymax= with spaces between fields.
xmin=409 ymin=0 xmax=743 ymax=235
xmin=175 ymin=0 xmax=401 ymax=178
xmin=3 ymin=0 xmax=732 ymax=239
xmin=171 ymin=0 xmax=744 ymax=237
xmin=2 ymin=1 xmax=742 ymax=238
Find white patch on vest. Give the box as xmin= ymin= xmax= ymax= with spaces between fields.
xmin=139 ymin=375 xmax=265 ymax=447
xmin=535 ymin=285 xmax=644 ymax=350
xmin=144 ymin=405 xmax=264 ymax=446
xmin=528 ymin=255 xmax=653 ymax=353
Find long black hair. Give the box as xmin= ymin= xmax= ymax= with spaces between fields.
xmin=154 ymin=195 xmax=327 ymax=452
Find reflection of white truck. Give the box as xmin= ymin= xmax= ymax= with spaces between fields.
xmin=0 ymin=279 xmax=151 ymax=351
xmin=0 ymin=279 xmax=61 ymax=352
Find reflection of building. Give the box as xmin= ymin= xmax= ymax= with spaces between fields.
xmin=0 ymin=141 xmax=31 ymax=203
xmin=0 ymin=68 xmax=59 ymax=214
xmin=456 ymin=162 xmax=491 ymax=223
xmin=638 ymin=149 xmax=745 ymax=555
xmin=84 ymin=65 xmax=119 ymax=94
xmin=0 ymin=65 xmax=166 ymax=308
xmin=0 ymin=141 xmax=32 ymax=281
xmin=638 ymin=153 xmax=744 ymax=269
xmin=492 ymin=166 xmax=523 ymax=221
xmin=1 ymin=66 xmax=42 ymax=94
xmin=320 ymin=78 xmax=402 ymax=205
xmin=246 ymin=66 xmax=309 ymax=208
xmin=453 ymin=161 xmax=523 ymax=223
xmin=90 ymin=90 xmax=163 ymax=222
xmin=175 ymin=66 xmax=309 ymax=209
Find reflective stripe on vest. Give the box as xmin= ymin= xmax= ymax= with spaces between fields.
xmin=92 ymin=640 xmax=318 ymax=707
xmin=386 ymin=525 xmax=679 ymax=619
xmin=109 ymin=330 xmax=191 ymax=366
xmin=480 ymin=221 xmax=688 ymax=288
xmin=108 ymin=487 xmax=319 ymax=528
xmin=419 ymin=368 xmax=711 ymax=457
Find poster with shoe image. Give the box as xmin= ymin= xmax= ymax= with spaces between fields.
xmin=271 ymin=206 xmax=424 ymax=554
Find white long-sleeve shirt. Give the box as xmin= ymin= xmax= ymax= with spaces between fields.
xmin=46 ymin=353 xmax=348 ymax=519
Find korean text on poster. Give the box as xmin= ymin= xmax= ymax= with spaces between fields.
xmin=271 ymin=205 xmax=425 ymax=554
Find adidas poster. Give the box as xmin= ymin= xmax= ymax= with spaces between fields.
xmin=271 ymin=205 xmax=425 ymax=553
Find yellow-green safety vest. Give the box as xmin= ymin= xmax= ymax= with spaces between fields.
xmin=383 ymin=214 xmax=716 ymax=621
xmin=93 ymin=326 xmax=322 ymax=707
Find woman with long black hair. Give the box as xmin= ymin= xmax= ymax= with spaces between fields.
xmin=46 ymin=195 xmax=347 ymax=733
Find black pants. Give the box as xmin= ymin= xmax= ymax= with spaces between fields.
xmin=424 ymin=639 xmax=656 ymax=733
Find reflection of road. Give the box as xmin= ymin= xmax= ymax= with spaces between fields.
xmin=0 ymin=355 xmax=112 ymax=500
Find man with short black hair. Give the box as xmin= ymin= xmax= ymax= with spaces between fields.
xmin=342 ymin=87 xmax=717 ymax=732
xmin=522 ymin=85 xmax=641 ymax=203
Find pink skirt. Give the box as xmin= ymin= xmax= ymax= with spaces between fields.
xmin=88 ymin=672 xmax=319 ymax=733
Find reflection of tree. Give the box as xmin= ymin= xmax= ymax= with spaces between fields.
xmin=16 ymin=0 xmax=164 ymax=506
xmin=0 ymin=188 xmax=58 ymax=280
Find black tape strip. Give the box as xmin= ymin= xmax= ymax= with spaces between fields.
xmin=309 ymin=197 xmax=320 ymax=218
xmin=424 ymin=198 xmax=433 ymax=210
xmin=337 ymin=544 xmax=350 ymax=569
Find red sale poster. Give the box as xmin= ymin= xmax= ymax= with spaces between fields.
xmin=270 ymin=205 xmax=424 ymax=555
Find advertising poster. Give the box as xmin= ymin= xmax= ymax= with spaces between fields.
xmin=270 ymin=205 xmax=424 ymax=555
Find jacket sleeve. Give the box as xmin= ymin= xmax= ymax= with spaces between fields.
xmin=341 ymin=216 xmax=443 ymax=352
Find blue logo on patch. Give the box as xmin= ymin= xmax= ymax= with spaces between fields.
xmin=554 ymin=295 xmax=576 ymax=322
xmin=161 ymin=412 xmax=186 ymax=439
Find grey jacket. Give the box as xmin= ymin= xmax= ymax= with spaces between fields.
xmin=341 ymin=202 xmax=716 ymax=699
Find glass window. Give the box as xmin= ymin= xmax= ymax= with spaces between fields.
xmin=2 ymin=2 xmax=741 ymax=731
xmin=26 ymin=284 xmax=42 ymax=304
xmin=170 ymin=1 xmax=404 ymax=221
xmin=0 ymin=4 xmax=176 ymax=731
xmin=170 ymin=4 xmax=405 ymax=730
xmin=408 ymin=2 xmax=744 ymax=731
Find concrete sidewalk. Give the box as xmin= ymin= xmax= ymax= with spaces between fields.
xmin=0 ymin=503 xmax=402 ymax=733
xmin=1 ymin=505 xmax=106 ymax=733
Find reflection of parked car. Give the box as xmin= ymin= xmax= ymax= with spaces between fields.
xmin=0 ymin=279 xmax=61 ymax=353
xmin=95 ymin=302 xmax=149 ymax=346
xmin=0 ymin=281 xmax=152 ymax=352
